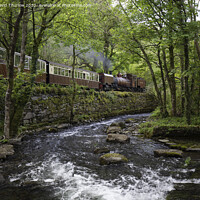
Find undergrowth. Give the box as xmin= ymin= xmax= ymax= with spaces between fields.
xmin=139 ymin=108 xmax=200 ymax=138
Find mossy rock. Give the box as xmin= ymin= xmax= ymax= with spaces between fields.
xmin=106 ymin=134 xmax=130 ymax=143
xmin=106 ymin=126 xmax=121 ymax=134
xmin=99 ymin=153 xmax=128 ymax=165
xmin=154 ymin=149 xmax=183 ymax=158
xmin=170 ymin=144 xmax=188 ymax=151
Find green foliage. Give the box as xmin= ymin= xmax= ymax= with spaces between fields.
xmin=184 ymin=157 xmax=191 ymax=167
xmin=0 ymin=138 xmax=8 ymax=144
xmin=139 ymin=115 xmax=200 ymax=138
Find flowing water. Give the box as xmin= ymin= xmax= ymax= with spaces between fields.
xmin=0 ymin=114 xmax=200 ymax=200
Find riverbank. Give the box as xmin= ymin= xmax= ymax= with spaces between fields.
xmin=139 ymin=115 xmax=200 ymax=138
xmin=138 ymin=114 xmax=200 ymax=199
xmin=139 ymin=115 xmax=200 ymax=152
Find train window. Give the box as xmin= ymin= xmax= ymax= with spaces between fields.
xmin=50 ymin=65 xmax=53 ymax=74
xmin=0 ymin=47 xmax=6 ymax=62
xmin=58 ymin=68 xmax=61 ymax=75
xmin=54 ymin=67 xmax=58 ymax=74
xmin=14 ymin=54 xmax=20 ymax=67
xmin=96 ymin=75 xmax=99 ymax=81
xmin=24 ymin=57 xmax=29 ymax=69
xmin=69 ymin=70 xmax=72 ymax=77
xmin=75 ymin=71 xmax=78 ymax=78
xmin=65 ymin=70 xmax=69 ymax=77
xmin=61 ymin=69 xmax=65 ymax=76
xmin=40 ymin=62 xmax=46 ymax=71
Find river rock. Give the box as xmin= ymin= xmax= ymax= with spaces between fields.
xmin=158 ymin=139 xmax=170 ymax=144
xmin=99 ymin=153 xmax=128 ymax=165
xmin=106 ymin=134 xmax=130 ymax=143
xmin=186 ymin=148 xmax=200 ymax=152
xmin=106 ymin=126 xmax=121 ymax=134
xmin=154 ymin=149 xmax=183 ymax=158
xmin=94 ymin=147 xmax=110 ymax=154
xmin=0 ymin=144 xmax=15 ymax=159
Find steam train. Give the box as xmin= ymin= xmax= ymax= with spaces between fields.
xmin=0 ymin=47 xmax=146 ymax=92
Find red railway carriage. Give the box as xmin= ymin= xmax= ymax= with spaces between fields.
xmin=0 ymin=47 xmax=145 ymax=92
xmin=47 ymin=61 xmax=99 ymax=89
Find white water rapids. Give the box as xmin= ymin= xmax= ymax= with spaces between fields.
xmin=5 ymin=114 xmax=200 ymax=200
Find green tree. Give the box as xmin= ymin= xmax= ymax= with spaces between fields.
xmin=0 ymin=0 xmax=24 ymax=139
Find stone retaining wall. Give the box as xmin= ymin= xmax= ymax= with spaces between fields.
xmin=21 ymin=91 xmax=157 ymax=128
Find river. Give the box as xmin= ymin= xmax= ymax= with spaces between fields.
xmin=0 ymin=113 xmax=200 ymax=200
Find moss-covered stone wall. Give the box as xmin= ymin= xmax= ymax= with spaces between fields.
xmin=21 ymin=90 xmax=157 ymax=130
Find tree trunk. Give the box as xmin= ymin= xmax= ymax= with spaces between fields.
xmin=70 ymin=45 xmax=76 ymax=123
xmin=31 ymin=43 xmax=39 ymax=74
xmin=158 ymin=47 xmax=168 ymax=117
xmin=135 ymin=38 xmax=163 ymax=110
xmin=4 ymin=4 xmax=24 ymax=139
xmin=179 ymin=49 xmax=185 ymax=115
xmin=19 ymin=7 xmax=28 ymax=72
xmin=184 ymin=36 xmax=191 ymax=124
xmin=177 ymin=0 xmax=191 ymax=124
xmin=169 ymin=44 xmax=177 ymax=116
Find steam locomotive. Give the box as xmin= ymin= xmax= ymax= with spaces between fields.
xmin=99 ymin=73 xmax=145 ymax=92
xmin=0 ymin=47 xmax=146 ymax=92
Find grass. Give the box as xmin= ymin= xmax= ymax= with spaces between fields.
xmin=139 ymin=115 xmax=200 ymax=138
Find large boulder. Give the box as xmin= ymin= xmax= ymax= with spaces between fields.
xmin=154 ymin=149 xmax=183 ymax=158
xmin=99 ymin=153 xmax=128 ymax=165
xmin=0 ymin=144 xmax=15 ymax=159
xmin=106 ymin=134 xmax=130 ymax=143
xmin=106 ymin=126 xmax=121 ymax=134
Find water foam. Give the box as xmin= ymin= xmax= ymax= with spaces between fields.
xmin=9 ymin=156 xmax=182 ymax=200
